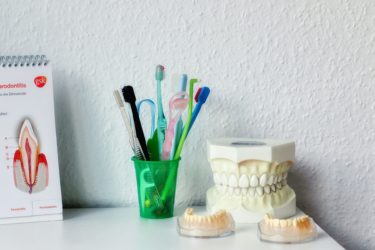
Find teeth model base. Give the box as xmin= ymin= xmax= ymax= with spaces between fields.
xmin=13 ymin=120 xmax=49 ymax=194
xmin=177 ymin=208 xmax=235 ymax=238
xmin=207 ymin=159 xmax=296 ymax=223
xmin=258 ymin=213 xmax=318 ymax=243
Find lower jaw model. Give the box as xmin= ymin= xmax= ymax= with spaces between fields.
xmin=206 ymin=159 xmax=296 ymax=223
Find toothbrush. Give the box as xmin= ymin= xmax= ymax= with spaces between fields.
xmin=113 ymin=90 xmax=136 ymax=152
xmin=187 ymin=87 xmax=210 ymax=134
xmin=170 ymin=74 xmax=188 ymax=159
xmin=114 ymin=90 xmax=148 ymax=161
xmin=156 ymin=65 xmax=167 ymax=158
xmin=122 ymin=85 xmax=150 ymax=161
xmin=173 ymin=78 xmax=198 ymax=160
xmin=161 ymin=91 xmax=189 ymax=160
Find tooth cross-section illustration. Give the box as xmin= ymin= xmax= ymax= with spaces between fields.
xmin=13 ymin=120 xmax=48 ymax=194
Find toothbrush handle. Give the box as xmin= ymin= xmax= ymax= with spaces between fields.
xmin=173 ymin=79 xmax=198 ymax=160
xmin=130 ymin=103 xmax=150 ymax=160
xmin=157 ymin=80 xmax=164 ymax=115
xmin=170 ymin=119 xmax=183 ymax=160
xmin=188 ymin=103 xmax=202 ymax=134
xmin=119 ymin=107 xmax=136 ymax=150
xmin=157 ymin=80 xmax=166 ymax=157
xmin=161 ymin=118 xmax=178 ymax=160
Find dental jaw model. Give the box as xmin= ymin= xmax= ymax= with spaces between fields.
xmin=177 ymin=208 xmax=235 ymax=238
xmin=258 ymin=213 xmax=317 ymax=243
xmin=206 ymin=138 xmax=296 ymax=223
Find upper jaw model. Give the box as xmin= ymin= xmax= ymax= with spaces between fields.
xmin=206 ymin=138 xmax=296 ymax=223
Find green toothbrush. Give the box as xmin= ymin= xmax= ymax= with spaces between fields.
xmin=173 ymin=78 xmax=198 ymax=160
xmin=156 ymin=65 xmax=167 ymax=159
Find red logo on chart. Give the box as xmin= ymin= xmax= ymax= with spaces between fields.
xmin=34 ymin=76 xmax=47 ymax=88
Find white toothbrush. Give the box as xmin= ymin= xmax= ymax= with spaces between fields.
xmin=113 ymin=90 xmax=136 ymax=152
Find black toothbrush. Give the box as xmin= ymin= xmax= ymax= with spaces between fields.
xmin=122 ymin=85 xmax=150 ymax=161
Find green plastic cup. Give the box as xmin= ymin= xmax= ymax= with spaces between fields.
xmin=132 ymin=157 xmax=180 ymax=219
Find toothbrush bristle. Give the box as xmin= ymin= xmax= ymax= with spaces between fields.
xmin=155 ymin=65 xmax=165 ymax=81
xmin=113 ymin=90 xmax=124 ymax=107
xmin=198 ymin=87 xmax=210 ymax=103
xmin=122 ymin=85 xmax=136 ymax=103
xmin=195 ymin=88 xmax=202 ymax=102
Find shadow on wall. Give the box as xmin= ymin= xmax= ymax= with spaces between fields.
xmin=288 ymin=161 xmax=350 ymax=249
xmin=53 ymin=69 xmax=131 ymax=208
xmin=53 ymin=70 xmax=88 ymax=208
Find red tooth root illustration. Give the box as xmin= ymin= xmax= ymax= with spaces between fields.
xmin=13 ymin=120 xmax=48 ymax=194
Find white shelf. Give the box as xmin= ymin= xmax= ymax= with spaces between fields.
xmin=0 ymin=207 xmax=343 ymax=250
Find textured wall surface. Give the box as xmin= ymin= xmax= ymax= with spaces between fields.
xmin=1 ymin=0 xmax=374 ymax=249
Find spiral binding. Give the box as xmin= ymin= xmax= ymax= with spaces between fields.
xmin=0 ymin=55 xmax=49 ymax=67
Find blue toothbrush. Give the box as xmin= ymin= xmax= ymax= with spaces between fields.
xmin=187 ymin=87 xmax=210 ymax=134
xmin=156 ymin=65 xmax=166 ymax=158
xmin=170 ymin=74 xmax=188 ymax=159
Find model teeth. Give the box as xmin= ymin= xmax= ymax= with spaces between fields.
xmin=213 ymin=172 xmax=288 ymax=197
xmin=181 ymin=208 xmax=234 ymax=231
xmin=264 ymin=214 xmax=313 ymax=230
xmin=273 ymin=176 xmax=277 ymax=184
xmin=239 ymin=175 xmax=249 ymax=188
xmin=267 ymin=175 xmax=274 ymax=185
xmin=293 ymin=218 xmax=298 ymax=227
xmin=287 ymin=219 xmax=293 ymax=226
xmin=277 ymin=175 xmax=282 ymax=183
xmin=248 ymin=187 xmax=255 ymax=197
xmin=221 ymin=174 xmax=228 ymax=186
xmin=259 ymin=174 xmax=267 ymax=187
xmin=272 ymin=218 xmax=280 ymax=227
xmin=228 ymin=175 xmax=237 ymax=187
xmin=280 ymin=219 xmax=287 ymax=227
xmin=211 ymin=159 xmax=292 ymax=198
xmin=264 ymin=185 xmax=271 ymax=194
xmin=250 ymin=175 xmax=258 ymax=187
xmin=213 ymin=173 xmax=220 ymax=184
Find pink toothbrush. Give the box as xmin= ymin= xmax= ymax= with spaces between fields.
xmin=161 ymin=91 xmax=189 ymax=160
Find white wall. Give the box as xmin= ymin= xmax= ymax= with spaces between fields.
xmin=2 ymin=0 xmax=374 ymax=249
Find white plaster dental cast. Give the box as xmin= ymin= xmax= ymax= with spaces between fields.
xmin=177 ymin=208 xmax=235 ymax=238
xmin=206 ymin=138 xmax=296 ymax=223
xmin=13 ymin=119 xmax=49 ymax=194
